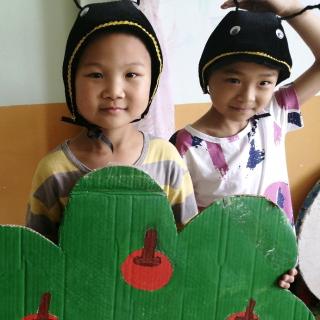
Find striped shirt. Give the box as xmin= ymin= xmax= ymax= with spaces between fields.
xmin=26 ymin=133 xmax=197 ymax=243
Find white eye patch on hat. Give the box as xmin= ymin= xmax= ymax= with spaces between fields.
xmin=229 ymin=24 xmax=285 ymax=40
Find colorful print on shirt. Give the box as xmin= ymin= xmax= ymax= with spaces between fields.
xmin=171 ymin=85 xmax=302 ymax=225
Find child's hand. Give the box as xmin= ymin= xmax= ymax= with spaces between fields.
xmin=221 ymin=0 xmax=304 ymax=17
xmin=278 ymin=268 xmax=298 ymax=289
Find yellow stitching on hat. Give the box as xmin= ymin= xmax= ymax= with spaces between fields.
xmin=67 ymin=21 xmax=163 ymax=119
xmin=201 ymin=51 xmax=291 ymax=89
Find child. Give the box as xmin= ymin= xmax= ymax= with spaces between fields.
xmin=26 ymin=0 xmax=197 ymax=244
xmin=171 ymin=0 xmax=320 ymax=288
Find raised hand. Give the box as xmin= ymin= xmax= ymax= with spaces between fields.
xmin=220 ymin=0 xmax=304 ymax=17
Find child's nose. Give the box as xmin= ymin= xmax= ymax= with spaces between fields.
xmin=101 ymin=78 xmax=125 ymax=100
xmin=238 ymin=84 xmax=256 ymax=102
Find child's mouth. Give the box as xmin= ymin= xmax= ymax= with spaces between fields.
xmin=100 ymin=106 xmax=126 ymax=113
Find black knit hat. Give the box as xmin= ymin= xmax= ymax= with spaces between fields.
xmin=62 ymin=0 xmax=162 ymax=128
xmin=199 ymin=10 xmax=292 ymax=93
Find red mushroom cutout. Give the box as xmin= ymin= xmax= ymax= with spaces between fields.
xmin=228 ymin=299 xmax=259 ymax=320
xmin=121 ymin=228 xmax=173 ymax=291
xmin=23 ymin=292 xmax=58 ymax=320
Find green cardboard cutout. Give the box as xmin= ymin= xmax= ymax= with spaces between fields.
xmin=0 ymin=167 xmax=315 ymax=319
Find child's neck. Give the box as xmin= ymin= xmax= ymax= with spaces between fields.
xmin=68 ymin=126 xmax=144 ymax=170
xmin=192 ymin=107 xmax=249 ymax=138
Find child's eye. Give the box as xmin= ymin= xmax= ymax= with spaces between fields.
xmin=87 ymin=72 xmax=103 ymax=79
xmin=226 ymin=78 xmax=240 ymax=84
xmin=126 ymin=72 xmax=138 ymax=78
xmin=259 ymin=80 xmax=272 ymax=86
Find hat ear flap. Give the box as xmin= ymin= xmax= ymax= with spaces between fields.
xmin=73 ymin=0 xmax=82 ymax=9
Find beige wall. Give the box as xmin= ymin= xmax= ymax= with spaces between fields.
xmin=0 ymin=104 xmax=80 ymax=225
xmin=0 ymin=98 xmax=319 ymax=225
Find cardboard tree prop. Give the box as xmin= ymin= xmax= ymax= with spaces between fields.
xmin=296 ymin=180 xmax=320 ymax=300
xmin=0 ymin=167 xmax=315 ymax=319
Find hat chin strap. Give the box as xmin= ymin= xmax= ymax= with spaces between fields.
xmin=61 ymin=115 xmax=114 ymax=152
xmin=87 ymin=127 xmax=114 ymax=152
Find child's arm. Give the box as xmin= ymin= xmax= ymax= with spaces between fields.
xmin=221 ymin=0 xmax=320 ymax=105
xmin=285 ymin=6 xmax=320 ymax=104
xmin=25 ymin=149 xmax=79 ymax=244
xmin=26 ymin=165 xmax=62 ymax=244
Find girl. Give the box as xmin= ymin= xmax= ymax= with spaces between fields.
xmin=171 ymin=0 xmax=320 ymax=288
xmin=26 ymin=0 xmax=197 ymax=243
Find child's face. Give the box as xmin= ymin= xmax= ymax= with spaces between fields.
xmin=207 ymin=61 xmax=279 ymax=123
xmin=75 ymin=33 xmax=152 ymax=131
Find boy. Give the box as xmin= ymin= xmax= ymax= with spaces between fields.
xmin=26 ymin=0 xmax=197 ymax=244
xmin=171 ymin=0 xmax=320 ymax=288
